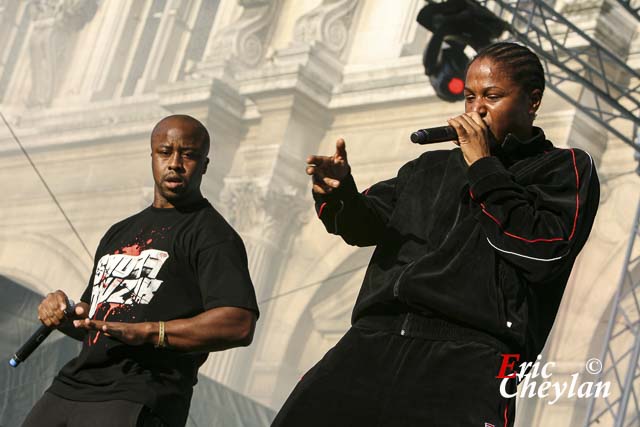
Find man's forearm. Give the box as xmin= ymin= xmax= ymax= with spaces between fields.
xmin=144 ymin=306 xmax=256 ymax=352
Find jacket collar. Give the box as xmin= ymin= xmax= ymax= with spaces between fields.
xmin=492 ymin=126 xmax=553 ymax=165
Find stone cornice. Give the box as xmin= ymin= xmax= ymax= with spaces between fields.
xmin=0 ymin=54 xmax=438 ymax=154
xmin=0 ymin=97 xmax=164 ymax=152
xmin=237 ymin=44 xmax=345 ymax=106
xmin=330 ymin=56 xmax=432 ymax=109
xmin=157 ymin=77 xmax=248 ymax=123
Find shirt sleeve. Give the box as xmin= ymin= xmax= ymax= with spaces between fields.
xmin=313 ymin=159 xmax=417 ymax=246
xmin=194 ymin=236 xmax=259 ymax=317
xmin=468 ymin=148 xmax=599 ymax=283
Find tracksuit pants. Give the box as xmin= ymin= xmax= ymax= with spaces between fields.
xmin=272 ymin=313 xmax=516 ymax=427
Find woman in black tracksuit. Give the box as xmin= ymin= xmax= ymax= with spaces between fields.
xmin=273 ymin=42 xmax=600 ymax=427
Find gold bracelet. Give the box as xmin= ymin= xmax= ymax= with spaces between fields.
xmin=155 ymin=321 xmax=166 ymax=348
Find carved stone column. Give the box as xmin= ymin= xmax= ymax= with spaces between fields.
xmin=220 ymin=180 xmax=309 ymax=302
xmin=160 ymin=0 xmax=284 ymax=204
xmin=159 ymin=74 xmax=250 ymax=204
xmin=197 ymin=179 xmax=308 ymax=385
xmin=223 ymin=0 xmax=361 ymax=403
xmin=187 ymin=0 xmax=362 ymax=397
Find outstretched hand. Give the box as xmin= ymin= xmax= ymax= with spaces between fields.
xmin=306 ymin=138 xmax=351 ymax=195
xmin=74 ymin=318 xmax=151 ymax=346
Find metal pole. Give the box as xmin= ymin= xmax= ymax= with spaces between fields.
xmin=584 ymin=198 xmax=640 ymax=425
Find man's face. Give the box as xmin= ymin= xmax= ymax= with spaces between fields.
xmin=464 ymin=58 xmax=541 ymax=144
xmin=151 ymin=120 xmax=209 ymax=208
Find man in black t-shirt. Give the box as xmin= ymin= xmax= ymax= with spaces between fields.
xmin=23 ymin=115 xmax=259 ymax=427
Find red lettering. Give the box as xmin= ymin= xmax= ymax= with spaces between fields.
xmin=496 ymin=353 xmax=521 ymax=379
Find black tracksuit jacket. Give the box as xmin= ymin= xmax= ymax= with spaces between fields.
xmin=313 ymin=128 xmax=599 ymax=361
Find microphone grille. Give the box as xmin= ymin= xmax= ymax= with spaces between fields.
xmin=410 ymin=130 xmax=426 ymax=144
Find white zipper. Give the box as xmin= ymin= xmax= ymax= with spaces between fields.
xmin=400 ymin=313 xmax=411 ymax=336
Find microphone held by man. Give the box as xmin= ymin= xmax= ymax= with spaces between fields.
xmin=10 ymin=294 xmax=86 ymax=367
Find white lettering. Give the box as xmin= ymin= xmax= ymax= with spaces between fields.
xmin=593 ymin=381 xmax=611 ymax=398
xmin=568 ymin=373 xmax=580 ymax=398
xmin=537 ymin=381 xmax=551 ymax=398
xmin=500 ymin=378 xmax=517 ymax=398
xmin=89 ymin=249 xmax=169 ymax=317
xmin=540 ymin=361 xmax=555 ymax=379
xmin=548 ymin=381 xmax=567 ymax=405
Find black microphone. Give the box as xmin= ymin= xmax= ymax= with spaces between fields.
xmin=410 ymin=126 xmax=458 ymax=144
xmin=9 ymin=299 xmax=75 ymax=367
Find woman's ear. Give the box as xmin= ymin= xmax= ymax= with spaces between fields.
xmin=529 ymin=89 xmax=542 ymax=116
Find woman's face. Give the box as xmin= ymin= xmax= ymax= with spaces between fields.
xmin=464 ymin=57 xmax=541 ymax=144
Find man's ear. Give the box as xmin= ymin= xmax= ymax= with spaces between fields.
xmin=529 ymin=89 xmax=542 ymax=116
xmin=203 ymin=158 xmax=209 ymax=175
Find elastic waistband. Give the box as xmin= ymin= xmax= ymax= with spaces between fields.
xmin=354 ymin=313 xmax=512 ymax=354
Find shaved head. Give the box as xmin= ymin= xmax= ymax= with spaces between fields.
xmin=150 ymin=114 xmax=211 ymax=208
xmin=151 ymin=114 xmax=210 ymax=155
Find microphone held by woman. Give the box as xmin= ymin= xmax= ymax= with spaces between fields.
xmin=410 ymin=125 xmax=458 ymax=144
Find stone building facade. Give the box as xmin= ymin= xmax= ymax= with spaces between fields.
xmin=0 ymin=0 xmax=638 ymax=425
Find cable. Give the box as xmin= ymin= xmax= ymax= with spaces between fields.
xmin=0 ymin=111 xmax=93 ymax=262
xmin=258 ymin=263 xmax=368 ymax=305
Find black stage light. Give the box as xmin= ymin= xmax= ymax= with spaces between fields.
xmin=418 ymin=0 xmax=507 ymax=102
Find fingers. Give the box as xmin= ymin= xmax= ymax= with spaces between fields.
xmin=307 ymin=157 xmax=341 ymax=195
xmin=73 ymin=319 xmax=137 ymax=344
xmin=307 ymin=138 xmax=350 ymax=194
xmin=447 ymin=113 xmax=487 ymax=144
xmin=306 ymin=155 xmax=331 ymax=172
xmin=74 ymin=318 xmax=106 ymax=331
xmin=311 ymin=173 xmax=338 ymax=195
xmin=466 ymin=111 xmax=487 ymax=128
xmin=54 ymin=291 xmax=68 ymax=312
xmin=448 ymin=113 xmax=491 ymax=166
xmin=335 ymin=138 xmax=348 ymax=162
xmin=74 ymin=302 xmax=89 ymax=319
xmin=312 ymin=183 xmax=329 ymax=195
xmin=38 ymin=290 xmax=69 ymax=327
xmin=311 ymin=168 xmax=340 ymax=188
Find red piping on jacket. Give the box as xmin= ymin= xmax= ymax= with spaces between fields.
xmin=504 ymin=405 xmax=509 ymax=427
xmin=469 ymin=149 xmax=580 ymax=244
xmin=317 ymin=202 xmax=328 ymax=218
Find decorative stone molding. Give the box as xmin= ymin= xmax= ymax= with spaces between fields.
xmin=291 ymin=0 xmax=359 ymax=56
xmin=207 ymin=0 xmax=279 ymax=69
xmin=26 ymin=0 xmax=100 ymax=108
xmin=220 ymin=179 xmax=266 ymax=233
xmin=16 ymin=99 xmax=164 ymax=136
xmin=220 ymin=178 xmax=308 ymax=237
xmin=263 ymin=184 xmax=310 ymax=236
xmin=219 ymin=178 xmax=309 ymax=305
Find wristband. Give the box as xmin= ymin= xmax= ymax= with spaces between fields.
xmin=155 ymin=321 xmax=166 ymax=348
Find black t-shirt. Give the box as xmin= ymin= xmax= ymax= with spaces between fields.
xmin=48 ymin=199 xmax=259 ymax=427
